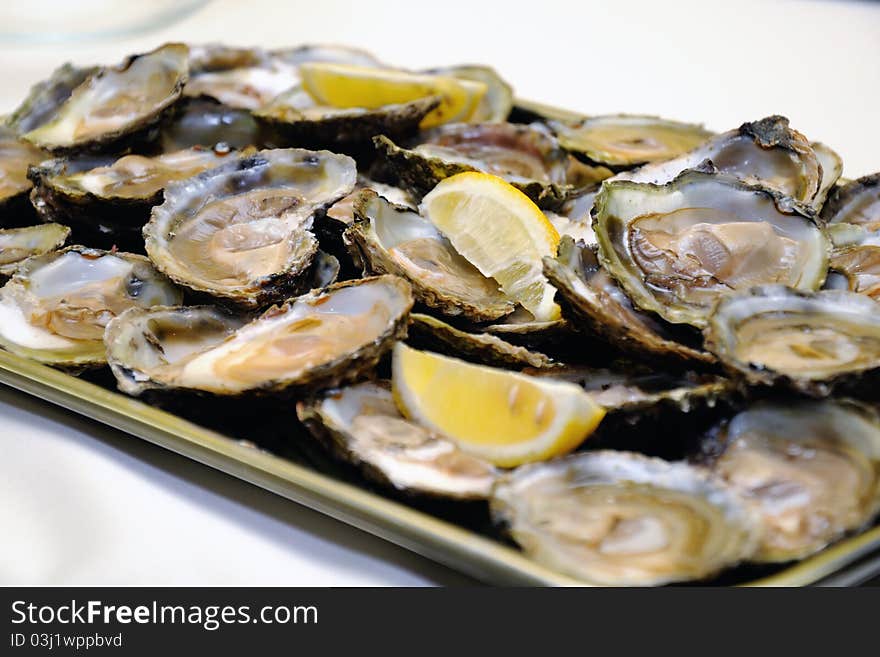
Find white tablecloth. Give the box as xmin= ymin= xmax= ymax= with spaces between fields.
xmin=1 ymin=0 xmax=879 ymax=585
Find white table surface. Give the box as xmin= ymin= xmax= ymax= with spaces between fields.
xmin=1 ymin=0 xmax=879 ymax=585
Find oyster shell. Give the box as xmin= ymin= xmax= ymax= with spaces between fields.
xmin=0 ymin=127 xmax=47 ymax=225
xmin=593 ymin=169 xmax=829 ymax=327
xmin=255 ymin=87 xmax=439 ymax=149
xmin=544 ymin=236 xmax=715 ymax=365
xmin=186 ymin=44 xmax=382 ymax=110
xmin=29 ymin=146 xmax=242 ymax=250
xmin=699 ymin=400 xmax=880 ymax=562
xmin=703 ymin=285 xmax=880 ymax=396
xmin=0 ymin=246 xmax=182 ymax=366
xmin=812 ymin=142 xmax=844 ymax=210
xmin=826 ymin=223 xmax=880 ymax=300
xmin=490 ymin=450 xmax=760 ymax=585
xmin=104 ymin=275 xmax=413 ymax=396
xmin=821 ymin=172 xmax=880 ymax=228
xmin=615 ymin=116 xmax=828 ymax=207
xmin=550 ymin=114 xmax=713 ymax=169
xmin=545 ymin=189 xmax=598 ymax=246
xmin=346 ymin=190 xmax=514 ymax=321
xmin=160 ymin=97 xmax=262 ymax=151
xmin=407 ymin=312 xmax=555 ymax=370
xmin=297 ymin=381 xmax=496 ymax=499
xmin=0 ymin=223 xmax=70 ymax=277
xmin=143 ymin=148 xmax=356 ymax=307
xmin=5 ymin=63 xmax=96 ymax=136
xmin=374 ymin=122 xmax=609 ymax=208
xmin=22 ymin=43 xmax=189 ymax=153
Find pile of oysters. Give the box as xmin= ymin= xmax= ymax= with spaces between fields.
xmin=2 ymin=42 xmax=879 ymax=586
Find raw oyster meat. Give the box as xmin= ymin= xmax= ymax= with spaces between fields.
xmin=0 ymin=246 xmax=182 ymax=366
xmin=699 ymin=401 xmax=880 ymax=562
xmin=703 ymin=285 xmax=880 ymax=396
xmin=0 ymin=223 xmax=70 ymax=276
xmin=143 ymin=148 xmax=356 ymax=307
xmin=593 ymin=169 xmax=828 ymax=327
xmin=346 ymin=189 xmax=514 ymax=321
xmin=550 ymin=114 xmax=713 ymax=169
xmin=104 ymin=275 xmax=412 ymax=396
xmin=23 ymin=43 xmax=189 ymax=153
xmin=297 ymin=381 xmax=496 ymax=499
xmin=490 ymin=450 xmax=760 ymax=585
xmin=0 ymin=127 xmax=47 ymax=225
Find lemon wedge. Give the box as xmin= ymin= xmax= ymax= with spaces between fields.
xmin=420 ymin=172 xmax=562 ymax=321
xmin=299 ymin=63 xmax=487 ymax=128
xmin=392 ymin=343 xmax=605 ymax=467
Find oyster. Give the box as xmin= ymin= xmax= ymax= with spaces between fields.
xmin=821 ymin=172 xmax=880 ymax=228
xmin=22 ymin=43 xmax=189 ymax=153
xmin=0 ymin=246 xmax=182 ymax=366
xmin=544 ymin=236 xmax=715 ymax=365
xmin=699 ymin=400 xmax=880 ymax=562
xmin=5 ymin=63 xmax=96 ymax=136
xmin=593 ymin=169 xmax=828 ymax=327
xmin=346 ymin=190 xmax=514 ymax=321
xmin=490 ymin=450 xmax=760 ymax=585
xmin=29 ymin=146 xmax=241 ymax=250
xmin=812 ymin=142 xmax=844 ymax=210
xmin=0 ymin=127 xmax=47 ymax=226
xmin=615 ymin=116 xmax=829 ymax=207
xmin=186 ymin=44 xmax=382 ymax=110
xmin=422 ymin=65 xmax=513 ymax=123
xmin=826 ymin=223 xmax=880 ymax=300
xmin=0 ymin=224 xmax=70 ymax=276
xmin=104 ymin=275 xmax=413 ymax=396
xmin=255 ymin=87 xmax=439 ymax=148
xmin=374 ymin=122 xmax=609 ymax=208
xmin=407 ymin=312 xmax=555 ymax=370
xmin=297 ymin=381 xmax=496 ymax=499
xmin=143 ymin=148 xmax=356 ymax=307
xmin=703 ymin=285 xmax=880 ymax=396
xmin=550 ymin=114 xmax=713 ymax=169
xmin=160 ymin=97 xmax=262 ymax=151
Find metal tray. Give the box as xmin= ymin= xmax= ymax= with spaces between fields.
xmin=3 ymin=346 xmax=880 ymax=586
xmin=4 ymin=98 xmax=880 ymax=585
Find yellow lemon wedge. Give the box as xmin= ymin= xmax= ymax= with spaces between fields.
xmin=298 ymin=63 xmax=487 ymax=128
xmin=391 ymin=343 xmax=605 ymax=467
xmin=419 ymin=172 xmax=562 ymax=321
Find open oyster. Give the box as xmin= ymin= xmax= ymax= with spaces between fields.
xmin=0 ymin=224 xmax=70 ymax=276
xmin=699 ymin=400 xmax=880 ymax=562
xmin=5 ymin=63 xmax=96 ymax=136
xmin=615 ymin=116 xmax=830 ymax=207
xmin=374 ymin=123 xmax=610 ymax=208
xmin=550 ymin=114 xmax=713 ymax=169
xmin=160 ymin=97 xmax=262 ymax=151
xmin=297 ymin=381 xmax=496 ymax=499
xmin=490 ymin=450 xmax=760 ymax=585
xmin=0 ymin=127 xmax=46 ymax=225
xmin=30 ymin=146 xmax=241 ymax=250
xmin=407 ymin=312 xmax=555 ymax=370
xmin=825 ymin=223 xmax=880 ymax=299
xmin=593 ymin=169 xmax=828 ymax=327
xmin=346 ymin=190 xmax=514 ymax=321
xmin=104 ymin=275 xmax=412 ymax=396
xmin=255 ymin=87 xmax=439 ymax=149
xmin=704 ymin=285 xmax=880 ymax=396
xmin=186 ymin=44 xmax=382 ymax=110
xmin=143 ymin=148 xmax=356 ymax=307
xmin=821 ymin=172 xmax=880 ymax=228
xmin=22 ymin=43 xmax=189 ymax=153
xmin=0 ymin=246 xmax=182 ymax=366
xmin=544 ymin=236 xmax=714 ymax=365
